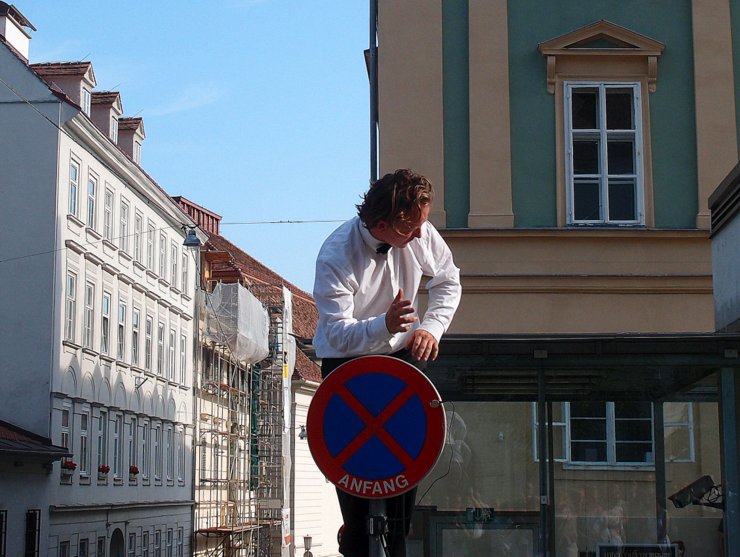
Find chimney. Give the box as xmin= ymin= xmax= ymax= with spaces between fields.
xmin=90 ymin=91 xmax=122 ymax=143
xmin=118 ymin=117 xmax=145 ymax=164
xmin=172 ymin=196 xmax=222 ymax=236
xmin=30 ymin=62 xmax=96 ymax=114
xmin=0 ymin=2 xmax=35 ymax=62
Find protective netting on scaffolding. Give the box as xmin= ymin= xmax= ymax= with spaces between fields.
xmin=205 ymin=282 xmax=270 ymax=364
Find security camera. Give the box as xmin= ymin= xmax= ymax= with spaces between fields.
xmin=669 ymin=475 xmax=716 ymax=509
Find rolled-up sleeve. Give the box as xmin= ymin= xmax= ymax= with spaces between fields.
xmin=418 ymin=225 xmax=461 ymax=341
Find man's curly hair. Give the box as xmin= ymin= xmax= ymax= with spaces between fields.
xmin=356 ymin=169 xmax=434 ymax=231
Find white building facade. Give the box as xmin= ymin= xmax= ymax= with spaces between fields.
xmin=0 ymin=6 xmax=203 ymax=556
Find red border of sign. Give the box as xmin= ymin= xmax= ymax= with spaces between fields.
xmin=307 ymin=355 xmax=446 ymax=499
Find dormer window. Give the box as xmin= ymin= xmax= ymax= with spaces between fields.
xmin=134 ymin=140 xmax=142 ymax=164
xmin=110 ymin=116 xmax=118 ymax=143
xmin=82 ymin=88 xmax=91 ymax=116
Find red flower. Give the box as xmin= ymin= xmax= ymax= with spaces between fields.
xmin=98 ymin=464 xmax=110 ymax=473
xmin=129 ymin=465 xmax=140 ymax=475
xmin=61 ymin=460 xmax=77 ymax=470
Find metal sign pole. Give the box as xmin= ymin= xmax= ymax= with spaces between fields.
xmin=368 ymin=499 xmax=387 ymax=557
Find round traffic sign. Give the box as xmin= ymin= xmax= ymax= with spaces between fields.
xmin=307 ymin=356 xmax=446 ymax=499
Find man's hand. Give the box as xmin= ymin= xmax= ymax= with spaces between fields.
xmin=407 ymin=329 xmax=438 ymax=362
xmin=385 ymin=289 xmax=417 ymax=334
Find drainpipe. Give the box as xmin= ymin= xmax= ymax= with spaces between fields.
xmin=369 ymin=0 xmax=378 ymax=181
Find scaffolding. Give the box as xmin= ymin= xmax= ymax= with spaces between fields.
xmin=194 ymin=282 xmax=287 ymax=557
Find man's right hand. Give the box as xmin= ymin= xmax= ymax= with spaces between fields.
xmin=385 ymin=289 xmax=418 ymax=334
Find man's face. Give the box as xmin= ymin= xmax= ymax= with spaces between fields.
xmin=371 ymin=203 xmax=430 ymax=249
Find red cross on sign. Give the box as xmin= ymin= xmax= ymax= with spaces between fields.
xmin=307 ymin=356 xmax=447 ymax=499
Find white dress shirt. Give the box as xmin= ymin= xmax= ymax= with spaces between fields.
xmin=313 ymin=216 xmax=461 ymax=358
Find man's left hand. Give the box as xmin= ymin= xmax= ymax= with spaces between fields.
xmin=406 ymin=329 xmax=439 ymax=362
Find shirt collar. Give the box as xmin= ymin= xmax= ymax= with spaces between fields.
xmin=357 ymin=217 xmax=389 ymax=255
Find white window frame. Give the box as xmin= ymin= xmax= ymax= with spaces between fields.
xmin=127 ymin=533 xmax=135 ymax=557
xmin=179 ymin=333 xmax=187 ymax=385
xmin=147 ymin=222 xmax=156 ymax=269
xmin=181 ymin=252 xmax=189 ymax=294
xmin=83 ymin=282 xmax=95 ymax=349
xmin=59 ymin=540 xmax=70 ymax=557
xmin=154 ymin=423 xmax=162 ymax=480
xmin=134 ymin=140 xmax=142 ymax=164
xmin=64 ymin=271 xmax=77 ymax=342
xmin=134 ymin=212 xmax=143 ymax=263
xmin=101 ymin=291 xmax=111 ymax=355
xmin=176 ymin=528 xmax=183 ymax=557
xmin=166 ymin=529 xmax=173 ymax=557
xmin=169 ymin=328 xmax=176 ymax=381
xmin=166 ymin=425 xmax=174 ymax=481
xmin=145 ymin=315 xmax=153 ymax=371
xmin=97 ymin=409 xmax=108 ymax=471
xmin=564 ymin=81 xmax=644 ymax=225
xmin=113 ymin=414 xmax=123 ymax=478
xmin=157 ymin=321 xmax=165 ymax=376
xmin=128 ymin=416 xmax=138 ymax=470
xmin=111 ymin=115 xmax=119 ymax=144
xmin=97 ymin=536 xmax=105 ymax=557
xmin=117 ymin=299 xmax=127 ymax=361
xmin=103 ymin=187 xmax=114 ymax=241
xmin=60 ymin=403 xmax=71 ymax=453
xmin=142 ymin=531 xmax=150 ymax=557
xmin=82 ymin=88 xmax=91 ymax=115
xmin=119 ymin=199 xmax=130 ymax=253
xmin=154 ymin=531 xmax=161 ymax=557
xmin=80 ymin=538 xmax=89 ymax=557
xmin=69 ymin=158 xmax=80 ymax=217
xmin=79 ymin=409 xmax=90 ymax=476
xmin=159 ymin=233 xmax=167 ymax=280
xmin=176 ymin=427 xmax=184 ymax=482
xmin=141 ymin=420 xmax=150 ymax=479
xmin=170 ymin=241 xmax=178 ymax=290
xmin=132 ymin=308 xmax=141 ymax=366
xmin=86 ymin=172 xmax=98 ymax=229
xmin=532 ymin=401 xmax=695 ymax=468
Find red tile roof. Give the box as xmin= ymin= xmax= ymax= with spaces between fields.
xmin=91 ymin=91 xmax=120 ymax=105
xmin=0 ymin=420 xmax=70 ymax=459
xmin=30 ymin=61 xmax=92 ymax=77
xmin=118 ymin=117 xmax=143 ymax=131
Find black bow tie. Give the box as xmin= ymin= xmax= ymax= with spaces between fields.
xmin=376 ymin=243 xmax=391 ymax=255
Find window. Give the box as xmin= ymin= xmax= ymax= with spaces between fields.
xmin=169 ymin=328 xmax=176 ymax=381
xmin=179 ymin=334 xmax=187 ymax=385
xmin=113 ymin=415 xmax=123 ymax=478
xmin=154 ymin=531 xmax=161 ymax=557
xmin=0 ymin=510 xmax=6 ymax=557
xmin=82 ymin=88 xmax=91 ymax=115
xmin=60 ymin=406 xmax=71 ymax=453
xmin=103 ymin=188 xmax=114 ymax=241
xmin=181 ymin=252 xmax=188 ymax=294
xmin=119 ymin=200 xmax=130 ymax=253
xmin=533 ymin=402 xmax=695 ymax=466
xmin=59 ymin=541 xmax=70 ymax=557
xmin=134 ymin=140 xmax=142 ymax=164
xmin=147 ymin=222 xmax=156 ymax=269
xmin=79 ymin=411 xmax=90 ymax=475
xmin=154 ymin=423 xmax=162 ymax=479
xmin=84 ymin=282 xmax=95 ymax=349
xmin=101 ymin=292 xmax=111 ymax=355
xmin=129 ymin=417 xmax=138 ymax=471
xmin=64 ymin=272 xmax=77 ymax=342
xmin=145 ymin=316 xmax=153 ymax=371
xmin=79 ymin=539 xmax=89 ymax=557
xmin=170 ymin=242 xmax=178 ymax=289
xmin=565 ymin=82 xmax=643 ymax=225
xmin=25 ymin=509 xmax=40 ymax=557
xmin=166 ymin=426 xmax=174 ymax=481
xmin=97 ymin=537 xmax=105 ymax=557
xmin=141 ymin=421 xmax=150 ymax=478
xmin=142 ymin=531 xmax=149 ymax=557
xmin=127 ymin=533 xmax=135 ymax=557
xmin=159 ymin=233 xmax=167 ymax=279
xmin=111 ymin=115 xmax=119 ymax=143
xmin=117 ymin=299 xmax=127 ymax=360
xmin=97 ymin=410 xmax=108 ymax=472
xmin=157 ymin=322 xmax=165 ymax=376
xmin=176 ymin=528 xmax=183 ymax=557
xmin=176 ymin=428 xmax=184 ymax=482
xmin=166 ymin=529 xmax=173 ymax=557
xmin=69 ymin=159 xmax=80 ymax=216
xmin=132 ymin=308 xmax=141 ymax=366
xmin=86 ymin=173 xmax=97 ymax=229
xmin=134 ymin=212 xmax=143 ymax=263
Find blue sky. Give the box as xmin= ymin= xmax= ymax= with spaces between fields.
xmin=22 ymin=1 xmax=371 ymax=293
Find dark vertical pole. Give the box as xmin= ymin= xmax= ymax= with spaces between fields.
xmin=538 ymin=369 xmax=548 ymax=556
xmin=547 ymin=402 xmax=556 ymax=557
xmin=653 ymin=401 xmax=667 ymax=544
xmin=369 ymin=0 xmax=378 ymax=182
xmin=720 ymin=367 xmax=739 ymax=557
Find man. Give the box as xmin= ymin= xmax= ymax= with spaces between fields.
xmin=313 ymin=168 xmax=461 ymax=557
